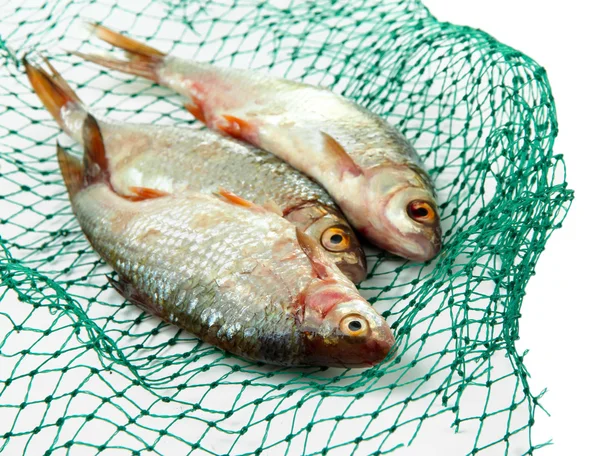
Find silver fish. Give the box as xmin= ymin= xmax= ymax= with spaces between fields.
xmin=24 ymin=57 xmax=367 ymax=283
xmin=74 ymin=23 xmax=442 ymax=262
xmin=50 ymin=113 xmax=394 ymax=367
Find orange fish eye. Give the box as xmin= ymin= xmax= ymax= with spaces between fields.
xmin=340 ymin=314 xmax=370 ymax=337
xmin=321 ymin=226 xmax=351 ymax=252
xmin=407 ymin=200 xmax=437 ymax=224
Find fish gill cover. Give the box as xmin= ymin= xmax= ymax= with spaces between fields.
xmin=0 ymin=0 xmax=572 ymax=454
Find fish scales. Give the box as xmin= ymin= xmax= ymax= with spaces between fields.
xmin=25 ymin=58 xmax=367 ymax=283
xmin=77 ymin=186 xmax=312 ymax=364
xmin=73 ymin=24 xmax=442 ymax=262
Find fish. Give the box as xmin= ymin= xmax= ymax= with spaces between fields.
xmin=47 ymin=109 xmax=394 ymax=366
xmin=72 ymin=23 xmax=443 ymax=262
xmin=23 ymin=56 xmax=367 ymax=283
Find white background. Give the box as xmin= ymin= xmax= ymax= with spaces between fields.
xmin=425 ymin=1 xmax=599 ymax=454
xmin=0 ymin=1 xmax=597 ymax=455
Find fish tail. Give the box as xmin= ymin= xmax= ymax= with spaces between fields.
xmin=56 ymin=142 xmax=84 ymax=198
xmin=81 ymin=113 xmax=110 ymax=185
xmin=23 ymin=55 xmax=87 ymax=140
xmin=70 ymin=23 xmax=165 ymax=82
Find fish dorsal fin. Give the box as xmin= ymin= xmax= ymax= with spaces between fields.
xmin=56 ymin=142 xmax=83 ymax=198
xmin=82 ymin=113 xmax=109 ymax=185
xmin=321 ymin=132 xmax=362 ymax=177
xmin=295 ymin=227 xmax=332 ymax=279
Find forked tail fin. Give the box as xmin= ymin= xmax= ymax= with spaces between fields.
xmin=23 ymin=56 xmax=87 ymax=140
xmin=56 ymin=143 xmax=84 ymax=199
xmin=55 ymin=113 xmax=109 ymax=199
xmin=69 ymin=23 xmax=165 ymax=83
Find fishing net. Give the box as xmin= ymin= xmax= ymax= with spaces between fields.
xmin=0 ymin=0 xmax=573 ymax=454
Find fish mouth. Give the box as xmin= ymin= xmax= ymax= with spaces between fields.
xmin=390 ymin=231 xmax=442 ymax=262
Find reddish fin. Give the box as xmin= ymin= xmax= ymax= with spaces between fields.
xmin=69 ymin=23 xmax=165 ymax=82
xmin=217 ymin=188 xmax=261 ymax=210
xmin=68 ymin=50 xmax=161 ymax=83
xmin=295 ymin=228 xmax=332 ymax=279
xmin=87 ymin=23 xmax=165 ymax=58
xmin=184 ymin=101 xmax=207 ymax=124
xmin=321 ymin=132 xmax=362 ymax=177
xmin=40 ymin=56 xmax=82 ymax=104
xmin=107 ymin=275 xmax=163 ymax=318
xmin=82 ymin=114 xmax=109 ymax=185
xmin=23 ymin=56 xmax=83 ymax=132
xmin=218 ymin=115 xmax=256 ymax=142
xmin=125 ymin=186 xmax=170 ymax=201
xmin=56 ymin=142 xmax=83 ymax=198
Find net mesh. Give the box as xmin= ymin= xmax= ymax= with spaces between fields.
xmin=0 ymin=0 xmax=573 ymax=454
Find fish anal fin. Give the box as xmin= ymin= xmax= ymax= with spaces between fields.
xmin=56 ymin=142 xmax=83 ymax=198
xmin=295 ymin=227 xmax=332 ymax=279
xmin=125 ymin=186 xmax=170 ymax=201
xmin=184 ymin=101 xmax=207 ymax=124
xmin=321 ymin=132 xmax=362 ymax=177
xmin=107 ymin=275 xmax=162 ymax=318
xmin=218 ymin=114 xmax=256 ymax=143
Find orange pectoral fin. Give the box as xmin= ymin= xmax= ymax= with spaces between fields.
xmin=321 ymin=132 xmax=362 ymax=177
xmin=218 ymin=114 xmax=256 ymax=143
xmin=217 ymin=188 xmax=261 ymax=210
xmin=125 ymin=186 xmax=170 ymax=201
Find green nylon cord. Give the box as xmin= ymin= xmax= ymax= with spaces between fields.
xmin=0 ymin=0 xmax=573 ymax=454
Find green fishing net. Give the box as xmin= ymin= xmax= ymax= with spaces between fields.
xmin=0 ymin=0 xmax=573 ymax=454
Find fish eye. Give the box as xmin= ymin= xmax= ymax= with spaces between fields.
xmin=407 ymin=200 xmax=437 ymax=224
xmin=321 ymin=226 xmax=351 ymax=252
xmin=340 ymin=314 xmax=369 ymax=337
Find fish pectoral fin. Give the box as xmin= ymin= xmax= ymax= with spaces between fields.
xmin=217 ymin=114 xmax=256 ymax=142
xmin=321 ymin=131 xmax=362 ymax=177
xmin=262 ymin=199 xmax=284 ymax=217
xmin=107 ymin=275 xmax=162 ymax=317
xmin=216 ymin=188 xmax=262 ymax=211
xmin=295 ymin=227 xmax=332 ymax=280
xmin=126 ymin=186 xmax=170 ymax=201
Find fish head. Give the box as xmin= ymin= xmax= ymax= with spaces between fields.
xmin=286 ymin=202 xmax=367 ymax=283
xmin=298 ymin=281 xmax=394 ymax=367
xmin=363 ymin=164 xmax=441 ymax=261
